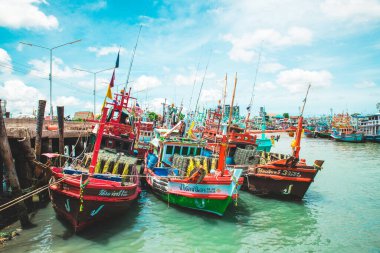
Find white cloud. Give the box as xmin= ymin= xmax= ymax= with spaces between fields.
xmin=320 ymin=0 xmax=380 ymax=22
xmin=173 ymin=73 xmax=197 ymax=86
xmin=200 ymin=88 xmax=222 ymax=103
xmin=0 ymin=48 xmax=12 ymax=74
xmin=256 ymin=81 xmax=277 ymax=91
xmin=0 ymin=0 xmax=59 ymax=30
xmin=354 ymin=80 xmax=376 ymax=89
xmin=147 ymin=97 xmax=166 ymax=113
xmin=260 ymin=62 xmax=286 ymax=73
xmin=0 ymin=80 xmax=45 ymax=113
xmin=77 ymin=77 xmax=109 ymax=90
xmin=55 ymin=96 xmax=81 ymax=106
xmin=224 ymin=27 xmax=313 ymax=62
xmin=276 ymin=68 xmax=332 ymax=93
xmin=132 ymin=75 xmax=162 ymax=92
xmin=87 ymin=45 xmax=126 ymax=57
xmin=82 ymin=0 xmax=107 ymax=11
xmin=28 ymin=57 xmax=87 ymax=79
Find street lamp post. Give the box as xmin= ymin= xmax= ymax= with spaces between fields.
xmin=20 ymin=40 xmax=81 ymax=118
xmin=74 ymin=67 xmax=113 ymax=115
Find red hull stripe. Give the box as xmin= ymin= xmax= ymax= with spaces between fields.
xmin=251 ymin=174 xmax=313 ymax=182
xmin=50 ymin=185 xmax=139 ymax=202
xmin=257 ymin=165 xmax=317 ymax=174
xmin=168 ymin=191 xmax=229 ymax=200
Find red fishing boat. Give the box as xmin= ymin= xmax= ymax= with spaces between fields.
xmin=49 ymin=93 xmax=141 ymax=232
xmin=246 ymin=85 xmax=324 ymax=199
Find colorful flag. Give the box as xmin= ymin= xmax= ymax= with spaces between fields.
xmin=106 ymin=84 xmax=112 ymax=99
xmin=110 ymin=69 xmax=115 ymax=88
xmin=115 ymin=50 xmax=120 ymax=68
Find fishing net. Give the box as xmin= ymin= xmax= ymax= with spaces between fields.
xmin=83 ymin=150 xmax=137 ymax=175
xmin=172 ymin=154 xmax=216 ymax=176
xmin=233 ymin=146 xmax=259 ymax=165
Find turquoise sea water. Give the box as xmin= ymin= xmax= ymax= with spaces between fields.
xmin=2 ymin=133 xmax=380 ymax=252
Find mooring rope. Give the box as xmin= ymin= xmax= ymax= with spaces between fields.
xmin=0 ymin=174 xmax=81 ymax=213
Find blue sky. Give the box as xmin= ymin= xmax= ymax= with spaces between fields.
xmin=0 ymin=0 xmax=379 ymax=117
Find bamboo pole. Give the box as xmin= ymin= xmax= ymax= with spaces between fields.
xmin=0 ymin=100 xmax=31 ymax=227
xmin=35 ymin=100 xmax=46 ymax=161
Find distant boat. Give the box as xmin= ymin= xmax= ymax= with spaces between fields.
xmin=330 ymin=113 xmax=364 ymax=143
xmin=331 ymin=127 xmax=364 ymax=142
xmin=286 ymin=126 xmax=297 ymax=137
xmin=303 ymin=127 xmax=316 ymax=138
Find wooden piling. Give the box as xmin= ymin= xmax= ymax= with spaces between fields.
xmin=0 ymin=154 xmax=3 ymax=195
xmin=16 ymin=129 xmax=35 ymax=188
xmin=57 ymin=106 xmax=64 ymax=155
xmin=35 ymin=100 xmax=46 ymax=161
xmin=0 ymin=100 xmax=31 ymax=227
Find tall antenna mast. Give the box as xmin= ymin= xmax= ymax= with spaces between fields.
xmin=221 ymin=73 xmax=228 ymax=121
xmin=124 ymin=25 xmax=142 ymax=92
xmin=188 ymin=60 xmax=201 ymax=112
xmin=246 ymin=44 xmax=262 ymax=126
xmin=293 ymin=83 xmax=311 ymax=158
xmin=300 ymin=83 xmax=311 ymax=116
xmin=194 ymin=51 xmax=212 ymax=117
xmin=227 ymin=73 xmax=238 ymax=134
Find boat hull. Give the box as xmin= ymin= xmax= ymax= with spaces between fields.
xmin=145 ymin=169 xmax=243 ymax=216
xmin=364 ymin=135 xmax=380 ymax=143
xmin=50 ymin=189 xmax=135 ymax=232
xmin=245 ymin=160 xmax=320 ymax=200
xmin=331 ymin=133 xmax=364 ymax=142
xmin=315 ymin=131 xmax=331 ymax=139
xmin=49 ymin=168 xmax=140 ymax=232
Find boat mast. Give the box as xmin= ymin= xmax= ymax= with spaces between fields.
xmin=221 ymin=73 xmax=228 ymax=124
xmin=188 ymin=60 xmax=201 ymax=113
xmin=218 ymin=73 xmax=237 ymax=176
xmin=194 ymin=51 xmax=212 ymax=119
xmin=89 ymin=107 xmax=109 ymax=174
xmin=246 ymin=46 xmax=262 ymax=129
xmin=227 ymin=73 xmax=238 ymax=135
xmin=293 ymin=84 xmax=311 ymax=158
xmin=124 ymin=25 xmax=142 ymax=92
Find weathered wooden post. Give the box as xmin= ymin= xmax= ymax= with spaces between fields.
xmin=0 ymin=100 xmax=31 ymax=227
xmin=57 ymin=106 xmax=64 ymax=155
xmin=16 ymin=129 xmax=35 ymax=188
xmin=0 ymin=155 xmax=3 ymax=195
xmin=57 ymin=106 xmax=64 ymax=166
xmin=35 ymin=100 xmax=46 ymax=161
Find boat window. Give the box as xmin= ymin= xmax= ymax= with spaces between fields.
xmin=196 ymin=148 xmax=202 ymax=155
xmin=182 ymin=146 xmax=189 ymax=155
xmin=174 ymin=146 xmax=181 ymax=154
xmin=166 ymin=145 xmax=173 ymax=154
xmin=189 ymin=147 xmax=194 ymax=155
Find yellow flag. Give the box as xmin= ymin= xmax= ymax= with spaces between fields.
xmin=106 ymin=84 xmax=112 ymax=99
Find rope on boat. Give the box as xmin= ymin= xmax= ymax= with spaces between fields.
xmin=0 ymin=174 xmax=81 ymax=213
